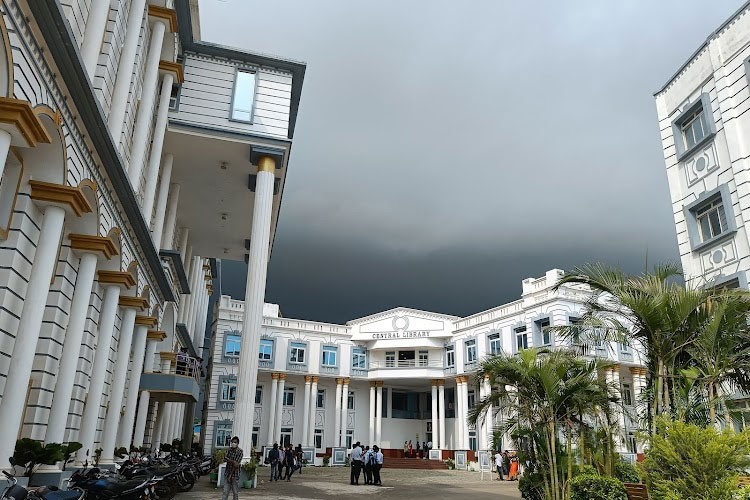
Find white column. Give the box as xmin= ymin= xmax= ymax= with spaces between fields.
xmin=274 ymin=375 xmax=286 ymax=443
xmin=80 ymin=0 xmax=110 ymax=80
xmin=178 ymin=228 xmax=189 ymax=264
xmin=232 ymin=156 xmax=277 ymax=455
xmin=369 ymin=382 xmax=376 ymax=445
xmin=99 ymin=306 xmax=138 ymax=463
xmin=334 ymin=378 xmax=342 ymax=447
xmin=45 ymin=251 xmax=98 ymax=445
xmin=0 ymin=205 xmax=65 ymax=464
xmin=454 ymin=378 xmax=464 ymax=450
xmin=266 ymin=374 xmax=279 ymax=444
xmin=149 ymin=154 xmax=173 ymax=247
xmin=308 ymin=377 xmax=318 ymax=446
xmin=461 ymin=381 xmax=470 ymax=450
xmin=431 ymin=381 xmax=438 ymax=449
xmin=0 ymin=129 xmax=12 ymax=182
xmin=194 ymin=286 xmax=209 ymax=348
xmin=118 ymin=325 xmax=149 ymax=448
xmin=302 ymin=376 xmax=312 ymax=446
xmin=174 ymin=404 xmax=184 ymax=443
xmin=375 ymin=382 xmax=383 ymax=444
xmin=133 ymin=339 xmax=158 ymax=447
xmin=107 ymin=0 xmax=147 ymax=140
xmin=159 ymin=403 xmax=173 ymax=446
xmin=438 ymin=382 xmax=446 ymax=450
xmin=76 ymin=285 xmax=122 ymax=462
xmin=183 ymin=257 xmax=199 ymax=328
xmin=160 ymin=183 xmax=180 ymax=250
xmin=127 ymin=20 xmax=166 ymax=186
xmin=151 ymin=402 xmax=163 ymax=451
xmin=340 ymin=378 xmax=349 ymax=445
xmin=142 ymin=74 xmax=175 ymax=223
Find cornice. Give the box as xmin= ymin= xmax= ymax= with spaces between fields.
xmin=0 ymin=97 xmax=52 ymax=147
xmin=98 ymin=270 xmax=136 ymax=289
xmin=29 ymin=180 xmax=93 ymax=216
xmin=68 ymin=233 xmax=118 ymax=259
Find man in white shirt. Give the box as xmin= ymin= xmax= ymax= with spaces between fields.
xmin=494 ymin=450 xmax=504 ymax=480
xmin=372 ymin=445 xmax=384 ymax=486
xmin=350 ymin=441 xmax=363 ymax=485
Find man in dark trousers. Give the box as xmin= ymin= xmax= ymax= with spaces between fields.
xmin=350 ymin=441 xmax=363 ymax=485
xmin=283 ymin=444 xmax=296 ymax=481
xmin=267 ymin=443 xmax=281 ymax=482
xmin=221 ymin=437 xmax=242 ymax=500
xmin=372 ymin=445 xmax=384 ymax=486
xmin=295 ymin=443 xmax=304 ymax=474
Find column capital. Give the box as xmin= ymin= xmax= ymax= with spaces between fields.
xmin=335 ymin=378 xmax=343 ymax=385
xmin=342 ymin=378 xmax=350 ymax=384
xmin=629 ymin=366 xmax=647 ymax=376
xmin=278 ymin=373 xmax=287 ymax=380
xmin=69 ymin=233 xmax=119 ymax=260
xmin=437 ymin=379 xmax=445 ymax=387
xmin=305 ymin=375 xmax=313 ymax=383
xmin=160 ymin=351 xmax=176 ymax=362
xmin=158 ymin=60 xmax=183 ymax=83
xmin=271 ymin=372 xmax=280 ymax=380
xmin=135 ymin=315 xmax=158 ymax=328
xmin=98 ymin=270 xmax=136 ymax=289
xmin=29 ymin=180 xmax=93 ymax=217
xmin=607 ymin=363 xmax=621 ymax=373
xmin=375 ymin=381 xmax=384 ymax=387
xmin=119 ymin=296 xmax=149 ymax=310
xmin=312 ymin=376 xmax=320 ymax=383
xmin=147 ymin=5 xmax=178 ymax=32
xmin=0 ymin=97 xmax=52 ymax=147
xmin=147 ymin=330 xmax=167 ymax=341
xmin=370 ymin=381 xmax=378 ymax=388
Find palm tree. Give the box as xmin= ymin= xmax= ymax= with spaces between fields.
xmin=468 ymin=348 xmax=615 ymax=500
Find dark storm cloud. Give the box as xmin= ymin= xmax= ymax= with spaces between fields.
xmin=201 ymin=0 xmax=743 ymax=324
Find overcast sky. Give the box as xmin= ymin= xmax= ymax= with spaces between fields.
xmin=199 ymin=0 xmax=745 ymax=324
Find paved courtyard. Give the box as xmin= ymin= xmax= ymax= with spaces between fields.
xmin=185 ymin=467 xmax=523 ymax=500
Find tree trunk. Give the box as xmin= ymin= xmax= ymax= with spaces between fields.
xmin=566 ymin=423 xmax=573 ymax=500
xmin=708 ymin=381 xmax=716 ymax=428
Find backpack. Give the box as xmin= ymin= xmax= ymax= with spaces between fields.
xmin=367 ymin=452 xmax=377 ymax=467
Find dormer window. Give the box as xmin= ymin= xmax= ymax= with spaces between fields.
xmin=230 ymin=69 xmax=257 ymax=122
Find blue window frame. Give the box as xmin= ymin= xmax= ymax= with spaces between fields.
xmin=259 ymin=339 xmax=274 ymax=361
xmin=224 ymin=333 xmax=241 ymax=357
xmin=445 ymin=344 xmax=455 ymax=367
xmin=220 ymin=376 xmax=237 ymax=401
xmin=465 ymin=339 xmax=477 ymax=364
xmin=671 ymin=93 xmax=716 ymax=161
xmin=322 ymin=345 xmax=338 ymax=367
xmin=352 ymin=348 xmax=367 ymax=369
xmin=289 ymin=342 xmax=306 ymax=364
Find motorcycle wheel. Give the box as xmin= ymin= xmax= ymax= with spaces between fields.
xmin=154 ymin=483 xmax=176 ymax=500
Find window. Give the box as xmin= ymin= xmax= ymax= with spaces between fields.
xmin=224 ymin=333 xmax=241 ymax=357
xmin=385 ymin=351 xmax=395 ymax=368
xmin=220 ymin=377 xmax=237 ymax=401
xmin=259 ymin=339 xmax=274 ymax=361
xmin=347 ymin=390 xmax=355 ymax=410
xmin=488 ymin=332 xmax=502 ymax=355
xmin=465 ymin=339 xmax=477 ymax=364
xmin=695 ymin=197 xmax=727 ymax=243
xmin=418 ymin=350 xmax=428 ymax=367
xmin=230 ymin=69 xmax=257 ymax=122
xmin=352 ymin=348 xmax=367 ymax=369
xmin=251 ymin=426 xmax=259 ymax=448
xmin=445 ymin=345 xmax=455 ymax=367
xmin=469 ymin=430 xmax=477 ymax=451
xmin=314 ymin=429 xmax=323 ymax=449
xmin=289 ymin=342 xmax=306 ymax=364
xmin=283 ymin=387 xmax=295 ymax=406
xmin=316 ymin=389 xmax=325 ymax=409
xmin=515 ymin=326 xmax=528 ymax=351
xmin=671 ymin=93 xmax=715 ymax=160
xmin=255 ymin=386 xmax=262 ymax=405
xmin=626 ymin=433 xmax=637 ymax=455
xmin=536 ymin=318 xmax=551 ymax=346
xmin=381 ymin=388 xmax=388 ymax=417
xmin=620 ymin=342 xmax=632 ymax=355
xmin=622 ymin=383 xmax=633 ymax=406
xmin=215 ymin=422 xmax=232 ymax=448
xmin=468 ymin=390 xmax=476 ymax=408
xmin=168 ymin=84 xmax=181 ymax=111
xmin=280 ymin=427 xmax=292 ymax=447
xmin=322 ymin=345 xmax=338 ymax=367
xmin=345 ymin=429 xmax=353 ymax=449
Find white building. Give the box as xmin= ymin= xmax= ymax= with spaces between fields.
xmin=202 ymin=269 xmax=647 ymax=463
xmin=655 ymin=1 xmax=750 ymax=288
xmin=0 ymin=0 xmax=304 ymax=481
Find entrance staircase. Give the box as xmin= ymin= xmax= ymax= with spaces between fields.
xmin=382 ymin=457 xmax=448 ymax=470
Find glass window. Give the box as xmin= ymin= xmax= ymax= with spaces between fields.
xmin=280 ymin=427 xmax=292 ymax=447
xmin=469 ymin=430 xmax=477 ymax=452
xmin=283 ymin=387 xmax=295 ymax=406
xmin=468 ymin=390 xmax=476 ymax=408
xmin=418 ymin=350 xmax=428 ymax=367
xmin=465 ymin=339 xmax=477 ymax=363
xmin=316 ymin=389 xmax=325 ymax=409
xmin=622 ymin=383 xmax=633 ymax=406
xmin=352 ymin=348 xmax=367 ymax=369
xmin=225 ymin=333 xmax=241 ymax=357
xmin=215 ymin=422 xmax=232 ymax=448
xmin=231 ymin=70 xmax=256 ymax=122
xmin=681 ymin=107 xmax=708 ymax=149
xmin=538 ymin=318 xmax=551 ymax=346
xmin=251 ymin=426 xmax=259 ymax=448
xmin=445 ymin=345 xmax=455 ymax=367
xmin=515 ymin=326 xmax=528 ymax=351
xmin=255 ymin=386 xmax=262 ymax=405
xmin=696 ymin=197 xmax=728 ymax=242
xmin=488 ymin=333 xmax=502 ymax=355
xmin=290 ymin=342 xmax=306 ymax=364
xmin=220 ymin=377 xmax=236 ymax=401
xmin=385 ymin=351 xmax=395 ymax=368
xmin=345 ymin=429 xmax=353 ymax=449
xmin=347 ymin=390 xmax=355 ymax=410
xmin=259 ymin=339 xmax=274 ymax=360
xmin=168 ymin=84 xmax=180 ymax=110
xmin=626 ymin=433 xmax=637 ymax=454
xmin=314 ymin=429 xmax=323 ymax=449
xmin=322 ymin=346 xmax=338 ymax=366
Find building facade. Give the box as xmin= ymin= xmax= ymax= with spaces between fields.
xmin=202 ymin=269 xmax=647 ymax=463
xmin=655 ymin=1 xmax=750 ymax=289
xmin=0 ymin=0 xmax=304 ymax=479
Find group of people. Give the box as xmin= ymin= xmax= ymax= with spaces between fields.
xmin=175 ymin=347 xmax=202 ymax=377
xmin=402 ymin=439 xmax=432 ymax=459
xmin=349 ymin=441 xmax=384 ymax=486
xmin=266 ymin=442 xmax=304 ymax=482
xmin=494 ymin=450 xmax=520 ymax=481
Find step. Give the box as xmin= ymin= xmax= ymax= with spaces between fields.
xmin=382 ymin=458 xmax=448 ymax=469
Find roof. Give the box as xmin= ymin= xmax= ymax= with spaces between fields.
xmin=346 ymin=307 xmax=461 ymax=326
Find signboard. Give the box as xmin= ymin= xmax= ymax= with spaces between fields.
xmin=477 ymin=451 xmax=492 ymax=472
xmin=301 ymin=446 xmax=315 ymax=463
xmin=371 ymin=331 xmax=432 ymax=340
xmin=454 ymin=450 xmax=467 ymax=470
xmin=332 ymin=447 xmax=347 ymax=466
xmin=429 ymin=449 xmax=441 ymax=461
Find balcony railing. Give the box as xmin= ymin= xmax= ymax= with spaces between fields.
xmin=369 ymin=360 xmax=444 ymax=369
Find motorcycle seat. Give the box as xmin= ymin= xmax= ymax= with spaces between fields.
xmin=42 ymin=490 xmax=83 ymax=500
xmin=92 ymin=479 xmax=145 ymax=493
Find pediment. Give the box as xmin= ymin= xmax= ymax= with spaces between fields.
xmin=349 ymin=307 xmax=456 ymax=341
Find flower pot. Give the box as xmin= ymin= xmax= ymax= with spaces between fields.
xmin=209 ymin=472 xmax=218 ymax=484
xmin=242 ymin=480 xmax=253 ymax=489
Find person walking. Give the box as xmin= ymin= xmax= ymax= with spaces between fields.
xmin=372 ymin=445 xmax=384 ymax=486
xmin=502 ymin=450 xmax=511 ymax=480
xmin=403 ymin=441 xmax=408 ymax=458
xmin=408 ymin=440 xmax=413 ymax=458
xmin=221 ymin=436 xmax=242 ymax=500
xmin=363 ymin=446 xmax=373 ymax=485
xmin=509 ymin=454 xmax=519 ymax=481
xmin=350 ymin=441 xmax=363 ymax=485
xmin=494 ymin=450 xmax=504 ymax=480
xmin=295 ymin=443 xmax=304 ymax=475
xmin=267 ymin=443 xmax=281 ymax=482
xmin=283 ymin=444 xmax=295 ymax=481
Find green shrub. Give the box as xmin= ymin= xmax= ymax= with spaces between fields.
xmin=640 ymin=417 xmax=750 ymax=500
xmin=569 ymin=473 xmax=627 ymax=500
xmin=518 ymin=468 xmax=545 ymax=500
xmin=735 ymin=487 xmax=750 ymax=500
xmin=614 ymin=459 xmax=640 ymax=484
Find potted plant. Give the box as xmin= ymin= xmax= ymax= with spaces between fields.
xmin=59 ymin=442 xmax=82 ymax=487
xmin=323 ymin=455 xmax=330 ymax=467
xmin=241 ymin=458 xmax=258 ymax=489
xmin=93 ymin=448 xmax=102 ymax=467
xmin=13 ymin=438 xmax=63 ymax=485
xmin=210 ymin=449 xmax=225 ymax=484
